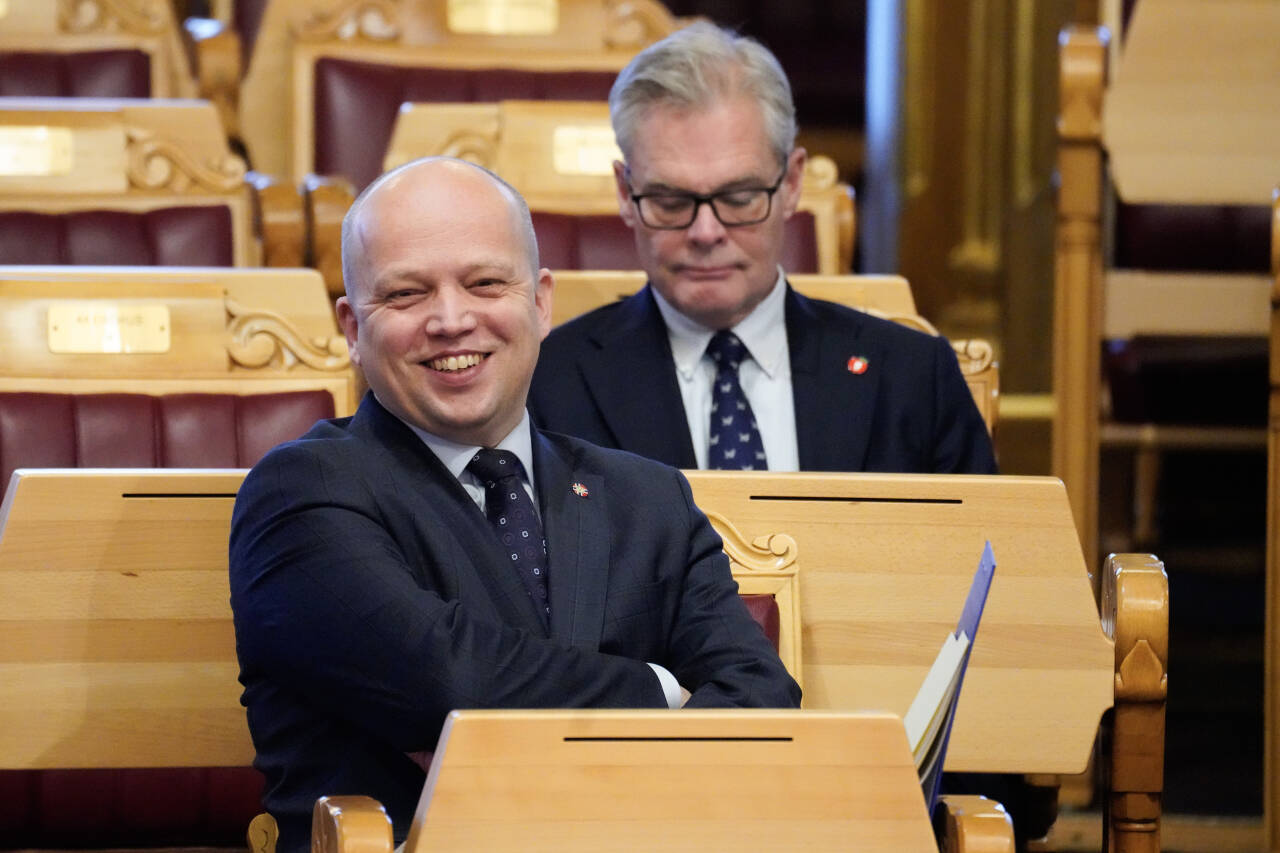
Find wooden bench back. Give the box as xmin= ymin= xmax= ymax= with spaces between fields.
xmin=683 ymin=470 xmax=1115 ymax=775
xmin=242 ymin=0 xmax=689 ymax=178
xmin=0 ymin=99 xmax=269 ymax=266
xmin=548 ymin=271 xmax=998 ymax=434
xmin=384 ymin=100 xmax=856 ymax=274
xmin=0 ymin=469 xmax=249 ymax=770
xmin=0 ymin=265 xmax=356 ymax=415
xmin=0 ymin=0 xmax=195 ymax=98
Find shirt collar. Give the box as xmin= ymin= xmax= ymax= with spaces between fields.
xmin=397 ymin=406 xmax=537 ymax=489
xmin=652 ymin=267 xmax=789 ymax=380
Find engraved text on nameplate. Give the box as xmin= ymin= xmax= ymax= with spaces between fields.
xmin=0 ymin=127 xmax=73 ymax=176
xmin=448 ymin=0 xmax=557 ymax=35
xmin=47 ymin=303 xmax=172 ymax=353
xmin=552 ymin=126 xmax=621 ymax=176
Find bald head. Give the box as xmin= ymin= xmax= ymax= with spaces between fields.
xmin=341 ymin=157 xmax=541 ymax=303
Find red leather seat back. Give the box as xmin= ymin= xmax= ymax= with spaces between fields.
xmin=0 ymin=208 xmax=236 ymax=266
xmin=738 ymin=594 xmax=781 ymax=652
xmin=531 ymin=210 xmax=820 ymax=273
xmin=0 ymin=50 xmax=150 ymax=97
xmin=0 ymin=391 xmax=332 ymax=501
xmin=1114 ymin=202 xmax=1271 ymax=273
xmin=313 ymin=57 xmax=617 ymax=189
xmin=0 ymin=768 xmax=264 ymax=848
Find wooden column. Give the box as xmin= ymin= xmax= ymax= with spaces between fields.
xmin=1051 ymin=25 xmax=1106 ymax=570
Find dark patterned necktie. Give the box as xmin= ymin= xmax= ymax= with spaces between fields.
xmin=705 ymin=330 xmax=768 ymax=470
xmin=466 ymin=449 xmax=550 ymax=630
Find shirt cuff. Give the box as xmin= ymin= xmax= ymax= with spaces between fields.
xmin=647 ymin=662 xmax=683 ymax=709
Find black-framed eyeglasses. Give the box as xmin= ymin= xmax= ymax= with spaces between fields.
xmin=625 ymin=167 xmax=788 ymax=230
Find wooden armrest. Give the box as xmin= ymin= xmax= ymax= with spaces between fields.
xmin=304 ymin=174 xmax=358 ymax=300
xmin=1101 ymin=552 xmax=1169 ymax=853
xmin=248 ymin=171 xmax=306 ymax=267
xmin=312 ymin=795 xmax=393 ymax=853
xmin=936 ymin=795 xmax=1015 ymax=853
xmin=247 ymin=811 xmax=279 ymax=853
xmin=184 ymin=17 xmax=243 ymax=136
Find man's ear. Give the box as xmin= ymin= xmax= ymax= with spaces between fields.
xmin=780 ymin=146 xmax=807 ymax=220
xmin=612 ymin=160 xmax=638 ymax=229
xmin=335 ymin=296 xmax=361 ymax=366
xmin=534 ymin=268 xmax=555 ymax=339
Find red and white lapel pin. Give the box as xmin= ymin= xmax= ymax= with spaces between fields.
xmin=571 ymin=482 xmax=590 ymax=498
xmin=847 ymin=355 xmax=869 ymax=375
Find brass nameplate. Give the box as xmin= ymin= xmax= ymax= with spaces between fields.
xmin=47 ymin=303 xmax=172 ymax=354
xmin=447 ymin=0 xmax=557 ymax=35
xmin=552 ymin=125 xmax=621 ymax=176
xmin=0 ymin=126 xmax=74 ymax=176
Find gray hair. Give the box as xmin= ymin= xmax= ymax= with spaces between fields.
xmin=609 ymin=21 xmax=797 ymax=163
xmin=340 ymin=156 xmax=540 ymax=299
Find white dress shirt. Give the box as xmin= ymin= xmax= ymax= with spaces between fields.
xmin=651 ymin=268 xmax=800 ymax=471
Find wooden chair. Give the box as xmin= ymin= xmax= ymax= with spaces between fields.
xmin=0 ymin=0 xmax=197 ymax=99
xmin=0 ymin=265 xmax=355 ymax=416
xmin=0 ymin=99 xmax=305 ymax=268
xmin=681 ymin=470 xmax=1169 ymax=852
xmin=548 ymin=270 xmax=999 ymax=436
xmin=309 ymin=710 xmax=1014 ymax=853
xmin=1053 ymin=7 xmax=1277 ymax=570
xmin=383 ymin=100 xmax=857 ymax=275
xmin=232 ymin=0 xmax=689 ymax=180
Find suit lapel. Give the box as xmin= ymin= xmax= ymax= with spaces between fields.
xmin=353 ymin=395 xmax=551 ymax=636
xmin=577 ymin=288 xmax=697 ymax=468
xmin=787 ymin=287 xmax=884 ymax=471
xmin=534 ymin=431 xmax=608 ymax=650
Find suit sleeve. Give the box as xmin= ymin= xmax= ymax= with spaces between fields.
xmin=659 ymin=469 xmax=803 ymax=709
xmin=229 ymin=443 xmax=666 ymax=754
xmin=929 ymin=334 xmax=999 ymax=474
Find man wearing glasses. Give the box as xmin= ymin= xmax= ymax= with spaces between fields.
xmin=529 ymin=21 xmax=996 ymax=475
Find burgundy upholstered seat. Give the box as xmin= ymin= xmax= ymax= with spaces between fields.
xmin=739 ymin=594 xmax=781 ymax=652
xmin=0 ymin=50 xmax=150 ymax=97
xmin=0 ymin=391 xmax=333 ymax=498
xmin=0 ymin=390 xmax=333 ymax=846
xmin=0 ymin=208 xmax=236 ymax=266
xmin=313 ymin=57 xmax=617 ymax=189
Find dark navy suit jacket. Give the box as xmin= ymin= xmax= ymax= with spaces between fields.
xmin=229 ymin=394 xmax=799 ymax=852
xmin=529 ymin=285 xmax=997 ymax=474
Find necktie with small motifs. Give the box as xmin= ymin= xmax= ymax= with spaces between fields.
xmin=705 ymin=330 xmax=768 ymax=470
xmin=466 ymin=448 xmax=550 ymax=630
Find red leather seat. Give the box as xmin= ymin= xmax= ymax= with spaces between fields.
xmin=0 ymin=390 xmax=332 ymax=847
xmin=313 ymin=57 xmax=617 ymax=189
xmin=0 ymin=208 xmax=235 ymax=266
xmin=0 ymin=49 xmax=150 ymax=97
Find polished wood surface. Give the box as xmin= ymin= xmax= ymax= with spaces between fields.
xmin=385 ymin=100 xmax=857 ymax=274
xmin=0 ymin=265 xmax=356 ymax=415
xmin=682 ymin=470 xmax=1169 ymax=852
xmin=0 ymin=469 xmax=252 ymax=769
xmin=412 ymin=710 xmax=939 ymax=852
